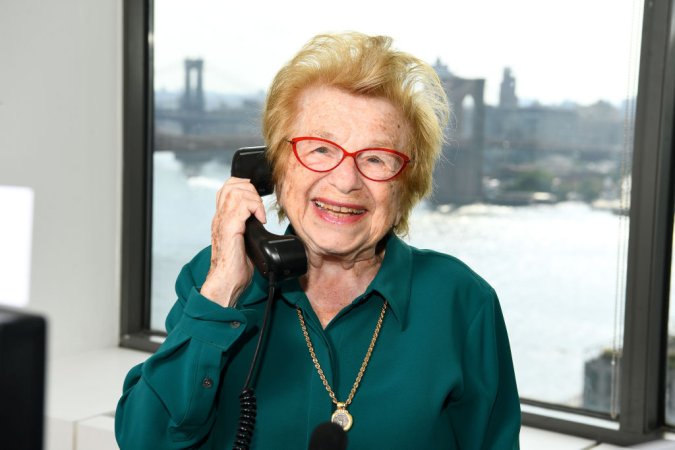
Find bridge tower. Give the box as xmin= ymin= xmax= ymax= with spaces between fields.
xmin=181 ymin=59 xmax=205 ymax=113
xmin=432 ymin=59 xmax=486 ymax=205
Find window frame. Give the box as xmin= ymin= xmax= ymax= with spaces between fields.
xmin=119 ymin=0 xmax=675 ymax=443
xmin=120 ymin=0 xmax=157 ymax=352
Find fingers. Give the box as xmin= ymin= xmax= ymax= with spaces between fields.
xmin=204 ymin=177 xmax=269 ymax=307
xmin=216 ymin=177 xmax=267 ymax=225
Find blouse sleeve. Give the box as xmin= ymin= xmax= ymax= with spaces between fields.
xmin=115 ymin=261 xmax=258 ymax=449
xmin=449 ymin=290 xmax=521 ymax=450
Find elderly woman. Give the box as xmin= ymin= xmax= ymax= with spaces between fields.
xmin=116 ymin=33 xmax=520 ymax=449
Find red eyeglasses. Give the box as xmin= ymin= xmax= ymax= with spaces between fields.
xmin=288 ymin=137 xmax=411 ymax=182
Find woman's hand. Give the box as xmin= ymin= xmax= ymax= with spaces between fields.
xmin=200 ymin=177 xmax=267 ymax=308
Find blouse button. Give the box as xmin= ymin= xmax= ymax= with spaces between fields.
xmin=230 ymin=321 xmax=241 ymax=329
xmin=202 ymin=377 xmax=213 ymax=389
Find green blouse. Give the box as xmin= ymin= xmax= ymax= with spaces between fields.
xmin=115 ymin=234 xmax=521 ymax=449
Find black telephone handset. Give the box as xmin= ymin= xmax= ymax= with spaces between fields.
xmin=230 ymin=146 xmax=308 ymax=450
xmin=231 ymin=146 xmax=308 ymax=282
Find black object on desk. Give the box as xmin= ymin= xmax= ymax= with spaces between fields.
xmin=0 ymin=308 xmax=46 ymax=450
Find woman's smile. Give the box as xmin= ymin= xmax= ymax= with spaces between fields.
xmin=312 ymin=198 xmax=367 ymax=224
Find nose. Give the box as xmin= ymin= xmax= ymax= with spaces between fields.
xmin=327 ymin=155 xmax=364 ymax=193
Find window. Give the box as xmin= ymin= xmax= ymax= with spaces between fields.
xmin=121 ymin=0 xmax=675 ymax=444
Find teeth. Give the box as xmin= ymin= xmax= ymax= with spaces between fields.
xmin=315 ymin=200 xmax=365 ymax=215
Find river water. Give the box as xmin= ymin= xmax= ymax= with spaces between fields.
xmin=151 ymin=150 xmax=629 ymax=407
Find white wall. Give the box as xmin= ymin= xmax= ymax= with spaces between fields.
xmin=0 ymin=0 xmax=122 ymax=359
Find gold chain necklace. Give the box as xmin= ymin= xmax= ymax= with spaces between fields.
xmin=296 ymin=301 xmax=387 ymax=432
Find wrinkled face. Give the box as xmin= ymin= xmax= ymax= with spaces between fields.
xmin=278 ymin=85 xmax=410 ymax=261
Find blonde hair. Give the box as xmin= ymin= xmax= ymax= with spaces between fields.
xmin=262 ymin=32 xmax=449 ymax=235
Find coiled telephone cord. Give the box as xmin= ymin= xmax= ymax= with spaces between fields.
xmin=232 ymin=273 xmax=276 ymax=450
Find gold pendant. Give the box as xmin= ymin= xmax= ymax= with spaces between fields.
xmin=331 ymin=402 xmax=353 ymax=431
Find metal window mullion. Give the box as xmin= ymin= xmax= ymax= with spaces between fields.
xmin=620 ymin=0 xmax=675 ymax=439
xmin=120 ymin=0 xmax=152 ymax=341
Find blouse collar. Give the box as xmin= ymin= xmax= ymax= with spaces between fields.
xmin=237 ymin=231 xmax=413 ymax=330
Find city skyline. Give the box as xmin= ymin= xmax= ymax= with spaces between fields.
xmin=155 ymin=57 xmax=636 ymax=111
xmin=154 ymin=0 xmax=643 ymax=106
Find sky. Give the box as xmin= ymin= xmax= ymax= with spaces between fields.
xmin=153 ymin=0 xmax=643 ymax=107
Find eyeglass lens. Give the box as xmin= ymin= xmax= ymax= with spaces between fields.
xmin=294 ymin=139 xmax=405 ymax=180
